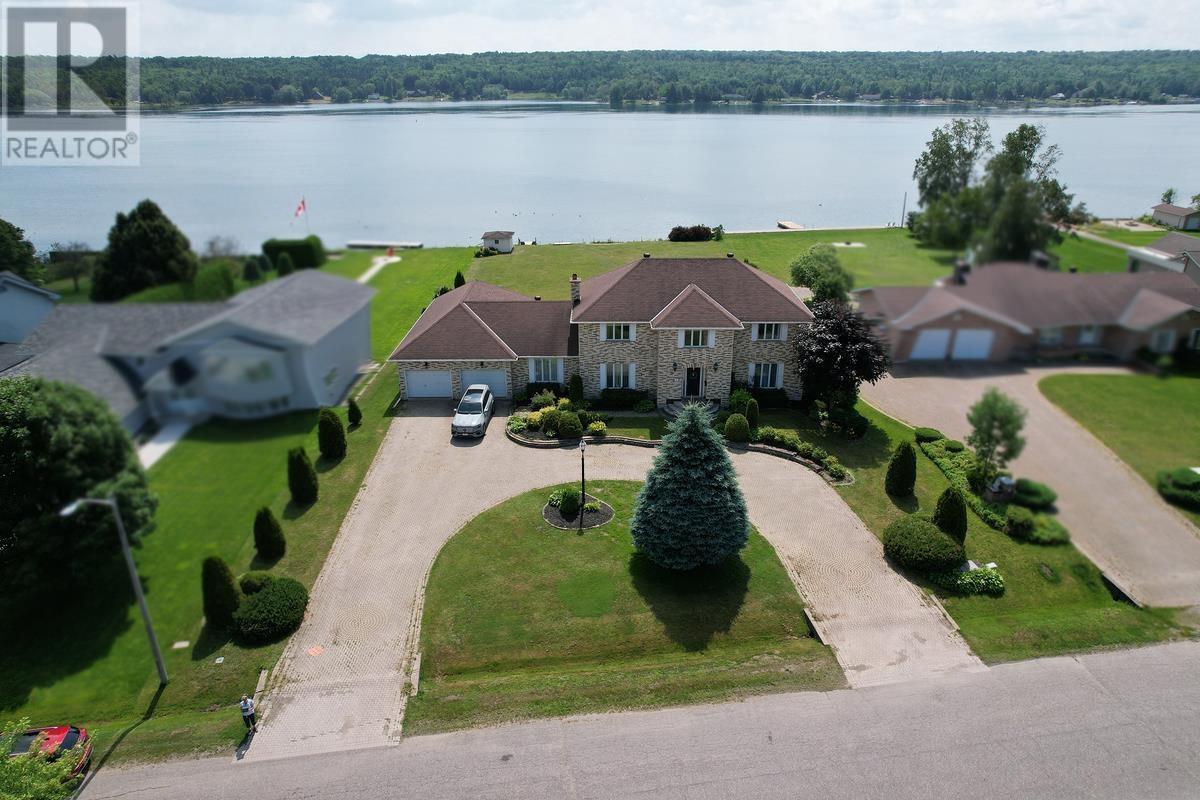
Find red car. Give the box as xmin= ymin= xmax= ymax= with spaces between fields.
xmin=7 ymin=725 xmax=92 ymax=777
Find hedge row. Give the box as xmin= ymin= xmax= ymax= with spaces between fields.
xmin=262 ymin=235 xmax=326 ymax=269
xmin=919 ymin=439 xmax=1007 ymax=530
xmin=752 ymin=426 xmax=848 ymax=481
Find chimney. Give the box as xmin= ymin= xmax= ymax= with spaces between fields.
xmin=952 ymin=260 xmax=970 ymax=285
xmin=569 ymin=273 xmax=581 ymax=305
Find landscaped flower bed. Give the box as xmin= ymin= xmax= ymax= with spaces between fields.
xmin=543 ymin=490 xmax=614 ymax=530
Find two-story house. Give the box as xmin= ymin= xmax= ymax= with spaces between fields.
xmin=388 ymin=254 xmax=813 ymax=405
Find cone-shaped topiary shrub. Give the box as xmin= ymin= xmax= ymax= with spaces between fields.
xmin=568 ymin=373 xmax=584 ymax=405
xmin=885 ymin=440 xmax=917 ymax=497
xmin=932 ymin=486 xmax=968 ymax=544
xmin=745 ymin=398 xmax=760 ymax=430
xmin=318 ymin=408 xmax=347 ymax=460
xmin=347 ymin=397 xmax=362 ymax=428
xmin=253 ymin=506 xmax=286 ymax=560
xmin=631 ymin=404 xmax=749 ymax=570
xmin=453 ymin=270 xmax=466 ymax=288
xmin=724 ymin=413 xmax=749 ymax=443
xmin=287 ymin=446 xmax=318 ymax=505
xmin=242 ymin=258 xmax=262 ymax=282
xmin=275 ymin=251 xmax=295 ymax=276
xmin=202 ymin=556 xmax=241 ymax=630
xmin=233 ymin=576 xmax=309 ymax=644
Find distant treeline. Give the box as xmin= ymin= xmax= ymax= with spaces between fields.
xmin=7 ymin=51 xmax=1198 ymax=109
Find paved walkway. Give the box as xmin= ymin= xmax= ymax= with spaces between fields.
xmin=356 ymin=254 xmax=401 ymax=284
xmin=81 ymin=641 xmax=1200 ymax=800
xmin=861 ymin=364 xmax=1200 ymax=607
xmin=240 ymin=403 xmax=977 ymax=762
xmin=137 ymin=419 xmax=193 ymax=469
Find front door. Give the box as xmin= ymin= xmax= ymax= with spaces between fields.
xmin=685 ymin=367 xmax=703 ymax=397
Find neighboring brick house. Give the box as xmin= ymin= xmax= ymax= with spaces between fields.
xmin=855 ymin=262 xmax=1200 ymax=363
xmin=388 ymin=255 xmax=813 ymax=405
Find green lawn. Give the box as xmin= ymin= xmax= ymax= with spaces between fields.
xmin=405 ymin=480 xmax=844 ymax=735
xmin=44 ymin=275 xmax=91 ymax=303
xmin=603 ymin=415 xmax=669 ymax=440
xmin=1085 ymin=224 xmax=1169 ymax=247
xmin=1039 ymin=372 xmax=1200 ymax=528
xmin=469 ymin=228 xmax=956 ymax=295
xmin=758 ymin=405 xmax=1187 ymax=662
xmin=1049 ymin=234 xmax=1130 ymax=273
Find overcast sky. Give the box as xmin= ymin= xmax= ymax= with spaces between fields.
xmin=134 ymin=0 xmax=1197 ymax=56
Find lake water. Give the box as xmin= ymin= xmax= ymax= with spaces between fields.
xmin=2 ymin=101 xmax=1197 ymax=251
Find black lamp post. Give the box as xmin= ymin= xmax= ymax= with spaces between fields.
xmin=579 ymin=438 xmax=587 ymax=532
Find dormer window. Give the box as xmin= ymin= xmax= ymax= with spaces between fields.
xmin=603 ymin=324 xmax=632 ymax=341
xmin=682 ymin=329 xmax=710 ymax=348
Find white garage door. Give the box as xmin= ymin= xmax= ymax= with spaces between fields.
xmin=909 ymin=329 xmax=951 ymax=360
xmin=459 ymin=369 xmax=509 ymax=398
xmin=405 ymin=370 xmax=452 ymax=398
xmin=951 ymin=329 xmax=995 ymax=360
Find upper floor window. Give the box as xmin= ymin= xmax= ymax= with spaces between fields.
xmin=754 ymin=323 xmax=783 ymax=341
xmin=604 ymin=324 xmax=632 ymax=341
xmin=531 ymin=357 xmax=559 ymax=383
xmin=682 ymin=329 xmax=710 ymax=348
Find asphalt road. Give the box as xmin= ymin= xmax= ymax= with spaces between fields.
xmin=81 ymin=640 xmax=1200 ymax=800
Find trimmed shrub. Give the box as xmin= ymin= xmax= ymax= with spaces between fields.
xmin=347 ymin=397 xmax=362 ymax=428
xmin=556 ymin=396 xmax=573 ymax=411
xmin=253 ymin=506 xmax=286 ymax=560
xmin=525 ymin=410 xmax=544 ymax=430
xmin=824 ymin=456 xmax=847 ymax=481
xmin=559 ymin=489 xmax=580 ymax=519
xmin=745 ymin=398 xmax=760 ymax=429
xmin=914 ymin=427 xmax=945 ymax=443
xmin=275 ymin=252 xmax=295 ymax=276
xmin=932 ymin=487 xmax=968 ymax=544
xmin=262 ymin=235 xmax=326 ymax=269
xmin=577 ymin=410 xmax=611 ymax=427
xmin=531 ymin=389 xmax=558 ymax=408
xmin=883 ymin=516 xmax=965 ymax=573
xmin=597 ymin=388 xmax=649 ymax=410
xmin=287 ymin=447 xmax=318 ymax=505
xmin=1030 ymin=514 xmax=1071 ymax=545
xmin=667 ymin=224 xmax=713 ymax=242
xmin=239 ymin=570 xmax=276 ymax=595
xmin=1005 ymin=505 xmax=1035 ymax=540
xmin=829 ymin=405 xmax=868 ymax=438
xmin=944 ymin=439 xmax=965 ymax=452
xmin=1158 ymin=467 xmax=1200 ymax=510
xmin=201 ymin=556 xmax=241 ymax=630
xmin=540 ymin=407 xmax=563 ymax=436
xmin=929 ymin=567 xmax=1006 ymax=596
xmin=526 ymin=382 xmax=562 ymax=399
xmin=584 ymin=501 xmax=601 ymax=513
xmin=193 ymin=260 xmax=236 ymax=300
xmin=722 ymin=412 xmax=748 ymax=442
xmin=557 ymin=412 xmax=584 ymax=439
xmin=728 ymin=388 xmax=753 ymax=416
xmin=453 ymin=270 xmax=466 ymax=288
xmin=506 ymin=415 xmax=528 ymax=433
xmin=568 ymin=373 xmax=584 ymax=405
xmin=885 ymin=441 xmax=917 ymax=497
xmin=919 ymin=439 xmax=1008 ymax=530
xmin=317 ymin=408 xmax=347 ymax=460
xmin=633 ymin=398 xmax=656 ymax=413
xmin=547 ymin=489 xmax=563 ymax=507
xmin=233 ymin=576 xmax=309 ymax=645
xmin=1013 ymin=478 xmax=1057 ymax=510
xmin=587 ymin=421 xmax=607 ymax=436
xmin=241 ymin=257 xmax=262 ymax=282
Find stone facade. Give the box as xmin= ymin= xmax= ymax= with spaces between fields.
xmin=576 ymin=323 xmax=658 ymax=399
xmin=511 ymin=356 xmax=581 ymax=392
xmin=730 ymin=323 xmax=805 ymax=401
xmin=396 ymin=359 xmax=512 ymax=400
xmin=655 ymin=328 xmax=736 ymax=405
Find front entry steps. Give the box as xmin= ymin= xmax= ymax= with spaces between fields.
xmin=661 ymin=400 xmax=720 ymax=420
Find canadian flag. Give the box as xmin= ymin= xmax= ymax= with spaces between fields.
xmin=294 ymin=197 xmax=307 ymax=217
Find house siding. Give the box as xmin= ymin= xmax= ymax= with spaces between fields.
xmin=397 ymin=359 xmax=513 ymax=400
xmin=890 ymin=312 xmax=1023 ymax=362
xmin=730 ymin=323 xmax=805 ymax=400
xmin=655 ymin=328 xmax=736 ymax=405
xmin=576 ymin=323 xmax=657 ymax=399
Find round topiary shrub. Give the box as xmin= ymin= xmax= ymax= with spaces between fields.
xmin=556 ymin=411 xmax=583 ymax=439
xmin=745 ymin=398 xmax=760 ymax=430
xmin=559 ymin=489 xmax=580 ymax=519
xmin=233 ymin=576 xmax=309 ymax=645
xmin=201 ymin=556 xmax=241 ymax=630
xmin=728 ymin=388 xmax=752 ymax=417
xmin=1158 ymin=467 xmax=1200 ymax=511
xmin=587 ymin=420 xmax=607 ymax=436
xmin=318 ymin=407 xmax=347 ymax=460
xmin=932 ymin=486 xmax=968 ymax=544
xmin=884 ymin=441 xmax=917 ymax=497
xmin=1004 ymin=504 xmax=1035 ymax=541
xmin=914 ymin=427 xmax=945 ymax=443
xmin=883 ymin=515 xmax=965 ymax=573
xmin=253 ymin=506 xmax=286 ymax=560
xmin=724 ymin=413 xmax=750 ymax=443
xmin=1013 ymin=478 xmax=1057 ymax=510
xmin=238 ymin=570 xmax=277 ymax=595
xmin=944 ymin=439 xmax=966 ymax=452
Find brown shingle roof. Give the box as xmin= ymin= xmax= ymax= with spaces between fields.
xmin=1147 ymin=232 xmax=1200 ymax=258
xmin=855 ymin=262 xmax=1200 ymax=332
xmin=649 ymin=284 xmax=743 ymax=329
xmin=481 ymin=230 xmax=515 ymax=239
xmin=387 ymin=282 xmax=576 ymax=360
xmin=1152 ymin=203 xmax=1200 ymax=218
xmin=573 ymin=257 xmax=812 ymax=323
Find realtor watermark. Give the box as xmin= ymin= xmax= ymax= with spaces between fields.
xmin=1 ymin=0 xmax=139 ymax=166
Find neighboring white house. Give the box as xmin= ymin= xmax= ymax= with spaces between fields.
xmin=1128 ymin=232 xmax=1200 ymax=286
xmin=481 ymin=230 xmax=515 ymax=254
xmin=0 ymin=271 xmax=58 ymax=344
xmin=1151 ymin=203 xmax=1200 ymax=231
xmin=0 ymin=270 xmax=375 ymax=434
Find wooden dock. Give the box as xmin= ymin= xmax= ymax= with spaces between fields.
xmin=346 ymin=240 xmax=423 ymax=250
xmin=776 ymin=220 xmax=804 ymax=231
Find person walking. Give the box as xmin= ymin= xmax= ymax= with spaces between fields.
xmin=240 ymin=694 xmax=258 ymax=733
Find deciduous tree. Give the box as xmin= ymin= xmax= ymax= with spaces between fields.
xmin=789 ymin=243 xmax=854 ymax=303
xmin=795 ymin=301 xmax=890 ymax=409
xmin=90 ymin=200 xmax=196 ymax=301
xmin=0 ymin=217 xmax=42 ymax=285
xmin=967 ymin=387 xmax=1027 ymax=475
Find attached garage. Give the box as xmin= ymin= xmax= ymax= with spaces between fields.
xmin=909 ymin=329 xmax=951 ymax=360
xmin=950 ymin=329 xmax=995 ymax=360
xmin=459 ymin=368 xmax=509 ymax=398
xmin=405 ymin=370 xmax=452 ymax=398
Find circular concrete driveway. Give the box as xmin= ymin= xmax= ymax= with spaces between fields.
xmin=243 ymin=402 xmax=979 ymax=763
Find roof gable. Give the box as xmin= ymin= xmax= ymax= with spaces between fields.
xmin=390 ymin=303 xmax=516 ymax=360
xmin=573 ymin=257 xmax=812 ymax=324
xmin=650 ymin=284 xmax=743 ymax=329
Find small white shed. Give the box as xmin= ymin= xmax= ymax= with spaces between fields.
xmin=481 ymin=230 xmax=515 ymax=254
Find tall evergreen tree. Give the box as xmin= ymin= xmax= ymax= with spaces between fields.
xmin=630 ymin=404 xmax=749 ymax=570
xmin=253 ymin=506 xmax=286 ymax=560
xmin=90 ymin=200 xmax=196 ymax=301
xmin=287 ymin=447 xmax=318 ymax=505
xmin=201 ymin=556 xmax=241 ymax=629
